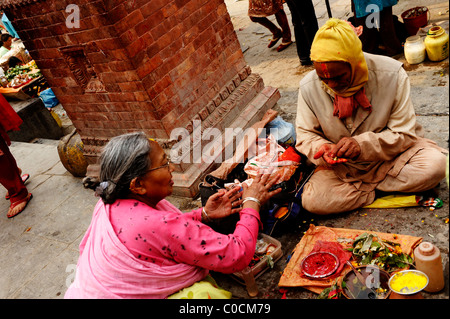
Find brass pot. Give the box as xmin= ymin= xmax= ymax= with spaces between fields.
xmin=57 ymin=129 xmax=88 ymax=177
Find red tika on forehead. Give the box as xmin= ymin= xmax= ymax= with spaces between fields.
xmin=321 ymin=63 xmax=331 ymax=79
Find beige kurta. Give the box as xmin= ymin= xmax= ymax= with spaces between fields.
xmin=295 ymin=53 xmax=447 ymax=214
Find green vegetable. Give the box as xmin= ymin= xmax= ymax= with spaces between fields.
xmin=350 ymin=232 xmax=414 ymax=273
xmin=265 ymin=255 xmax=274 ymax=268
xmin=5 ymin=65 xmax=40 ymax=82
xmin=317 ymin=280 xmax=341 ymax=299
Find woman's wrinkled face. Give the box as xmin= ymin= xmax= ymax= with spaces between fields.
xmin=314 ymin=61 xmax=352 ymax=94
xmin=141 ymin=141 xmax=174 ymax=203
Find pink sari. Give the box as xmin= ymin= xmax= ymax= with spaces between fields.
xmin=64 ymin=200 xmax=208 ymax=299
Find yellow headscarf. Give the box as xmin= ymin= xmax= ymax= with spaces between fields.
xmin=310 ymin=18 xmax=368 ymax=98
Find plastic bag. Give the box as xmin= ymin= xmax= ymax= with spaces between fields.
xmin=265 ymin=115 xmax=296 ymax=146
xmin=364 ymin=195 xmax=443 ymax=209
xmin=363 ymin=195 xmax=419 ymax=208
xmin=278 ymin=146 xmax=302 ymax=163
xmin=244 ymin=135 xmax=298 ymax=181
xmin=39 ymin=88 xmax=59 ymax=108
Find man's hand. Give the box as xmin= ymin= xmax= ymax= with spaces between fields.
xmin=314 ymin=143 xmax=348 ymax=165
xmin=314 ymin=138 xmax=360 ymax=165
xmin=330 ymin=137 xmax=361 ymax=160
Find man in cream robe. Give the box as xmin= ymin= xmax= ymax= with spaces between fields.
xmin=295 ymin=19 xmax=447 ymax=214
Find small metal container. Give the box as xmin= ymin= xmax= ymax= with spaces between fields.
xmin=388 ymin=269 xmax=429 ymax=295
xmin=300 ymin=252 xmax=339 ymax=279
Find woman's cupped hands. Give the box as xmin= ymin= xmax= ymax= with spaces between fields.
xmin=203 ymin=171 xmax=282 ymax=220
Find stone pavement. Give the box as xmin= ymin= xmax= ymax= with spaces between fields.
xmin=0 ymin=0 xmax=448 ymax=299
xmin=0 ymin=139 xmax=96 ymax=298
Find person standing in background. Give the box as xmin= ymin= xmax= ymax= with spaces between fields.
xmin=0 ymin=93 xmax=32 ymax=218
xmin=350 ymin=0 xmax=403 ymax=56
xmin=284 ymin=0 xmax=319 ymax=66
xmin=248 ymin=0 xmax=293 ymax=52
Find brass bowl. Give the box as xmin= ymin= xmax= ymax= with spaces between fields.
xmin=388 ymin=270 xmax=429 ymax=295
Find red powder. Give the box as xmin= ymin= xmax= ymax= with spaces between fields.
xmin=302 ymin=252 xmax=338 ymax=277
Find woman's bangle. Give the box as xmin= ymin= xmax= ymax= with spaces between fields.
xmin=202 ymin=207 xmax=211 ymax=222
xmin=242 ymin=197 xmax=261 ymax=207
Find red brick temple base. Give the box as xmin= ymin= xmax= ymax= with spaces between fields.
xmin=2 ymin=0 xmax=280 ymax=197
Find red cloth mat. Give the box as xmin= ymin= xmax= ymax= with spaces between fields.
xmin=279 ymin=224 xmax=422 ymax=294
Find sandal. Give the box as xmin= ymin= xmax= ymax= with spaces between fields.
xmin=268 ymin=35 xmax=282 ymax=48
xmin=5 ymin=174 xmax=30 ymax=200
xmin=7 ymin=193 xmax=33 ymax=219
xmin=276 ymin=41 xmax=292 ymax=52
xmin=22 ymin=174 xmax=30 ymax=184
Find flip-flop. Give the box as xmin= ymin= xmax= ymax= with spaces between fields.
xmin=5 ymin=174 xmax=30 ymax=200
xmin=276 ymin=41 xmax=292 ymax=52
xmin=268 ymin=36 xmax=282 ymax=48
xmin=7 ymin=193 xmax=33 ymax=218
xmin=22 ymin=174 xmax=30 ymax=184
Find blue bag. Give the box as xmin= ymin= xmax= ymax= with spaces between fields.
xmin=39 ymin=88 xmax=59 ymax=108
xmin=265 ymin=115 xmax=296 ymax=146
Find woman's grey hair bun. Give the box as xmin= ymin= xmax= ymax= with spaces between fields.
xmin=85 ymin=132 xmax=152 ymax=204
xmin=82 ymin=176 xmax=100 ymax=190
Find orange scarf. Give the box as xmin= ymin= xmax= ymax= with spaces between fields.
xmin=333 ymin=87 xmax=372 ymax=119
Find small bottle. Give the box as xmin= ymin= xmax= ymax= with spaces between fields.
xmin=404 ymin=35 xmax=426 ymax=64
xmin=424 ymin=26 xmax=449 ymax=62
xmin=241 ymin=266 xmax=259 ymax=297
xmin=414 ymin=242 xmax=445 ymax=292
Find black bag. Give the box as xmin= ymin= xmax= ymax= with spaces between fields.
xmin=199 ymin=162 xmax=248 ymax=206
xmin=199 ymin=155 xmax=312 ymax=236
xmin=198 ymin=163 xmax=248 ymax=234
xmin=261 ymin=166 xmax=314 ymax=236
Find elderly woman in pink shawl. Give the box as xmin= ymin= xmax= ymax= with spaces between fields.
xmin=65 ymin=132 xmax=281 ymax=299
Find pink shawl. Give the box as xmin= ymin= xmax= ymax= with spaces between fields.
xmin=64 ymin=200 xmax=208 ymax=299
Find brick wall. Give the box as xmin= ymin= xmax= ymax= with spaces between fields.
xmin=3 ymin=0 xmax=279 ymax=196
xmin=5 ymin=0 xmax=246 ymax=144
